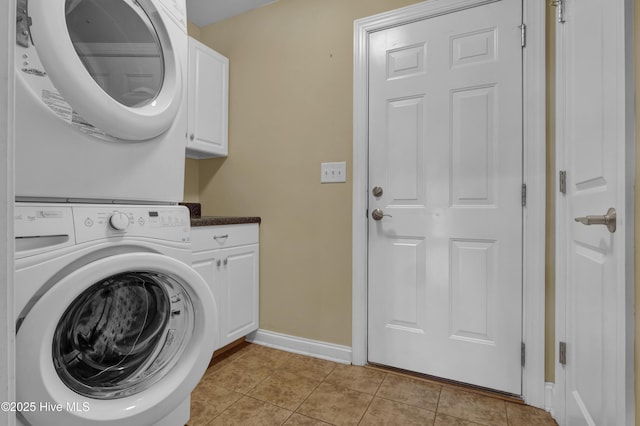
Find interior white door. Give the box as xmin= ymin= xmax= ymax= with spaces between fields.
xmin=555 ymin=0 xmax=634 ymax=424
xmin=367 ymin=0 xmax=523 ymax=394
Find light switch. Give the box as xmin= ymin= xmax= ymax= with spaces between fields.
xmin=320 ymin=161 xmax=347 ymax=183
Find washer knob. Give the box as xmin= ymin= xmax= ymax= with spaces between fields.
xmin=109 ymin=212 xmax=130 ymax=231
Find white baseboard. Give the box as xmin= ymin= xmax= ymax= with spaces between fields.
xmin=246 ymin=329 xmax=352 ymax=365
xmin=545 ymin=382 xmax=554 ymax=412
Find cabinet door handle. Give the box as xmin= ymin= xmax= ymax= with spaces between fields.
xmin=213 ymin=234 xmax=229 ymax=242
xmin=216 ymin=259 xmax=221 ymax=267
xmin=223 ymin=258 xmax=228 ymax=266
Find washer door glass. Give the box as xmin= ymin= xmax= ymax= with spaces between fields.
xmin=52 ymin=271 xmax=193 ymax=399
xmin=65 ymin=0 xmax=164 ymax=108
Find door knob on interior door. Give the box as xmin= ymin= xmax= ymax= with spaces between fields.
xmin=574 ymin=207 xmax=616 ymax=233
xmin=371 ymin=208 xmax=392 ymax=221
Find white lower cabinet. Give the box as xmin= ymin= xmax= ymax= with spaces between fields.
xmin=191 ymin=224 xmax=259 ymax=350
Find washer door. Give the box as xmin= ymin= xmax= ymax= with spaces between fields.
xmin=17 ymin=252 xmax=217 ymax=426
xmin=26 ymin=0 xmax=182 ymax=140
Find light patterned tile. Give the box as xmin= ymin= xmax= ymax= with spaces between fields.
xmin=359 ymin=397 xmax=436 ymax=425
xmin=188 ymin=383 xmax=243 ymax=426
xmin=208 ymin=355 xmax=274 ymax=394
xmin=297 ymin=382 xmax=373 ymax=426
xmin=376 ymin=374 xmax=441 ymax=411
xmin=434 ymin=413 xmax=484 ymax=426
xmin=209 ymin=396 xmax=292 ymax=426
xmin=437 ymin=388 xmax=507 ymax=426
xmin=208 ymin=345 xmax=250 ymax=373
xmin=506 ymin=402 xmax=558 ymax=426
xmin=284 ymin=413 xmax=332 ymax=425
xmin=324 ymin=365 xmax=386 ymax=395
xmin=279 ymin=353 xmax=338 ymax=381
xmin=248 ymin=369 xmax=320 ymax=411
xmin=239 ymin=344 xmax=293 ymax=369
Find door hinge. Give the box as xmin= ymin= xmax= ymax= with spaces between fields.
xmin=519 ymin=24 xmax=526 ymax=48
xmin=559 ymin=170 xmax=567 ymax=194
xmin=551 ymin=0 xmax=566 ymax=24
xmin=521 ymin=184 xmax=527 ymax=207
xmin=559 ymin=341 xmax=567 ymax=365
xmin=521 ymin=342 xmax=525 ymax=367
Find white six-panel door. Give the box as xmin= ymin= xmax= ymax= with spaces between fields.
xmin=555 ymin=0 xmax=634 ymax=424
xmin=367 ymin=0 xmax=523 ymax=394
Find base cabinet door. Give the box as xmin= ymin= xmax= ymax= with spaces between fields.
xmin=221 ymin=244 xmax=259 ymax=345
xmin=192 ymin=255 xmax=225 ymax=351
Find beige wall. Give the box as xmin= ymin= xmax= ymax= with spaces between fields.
xmin=545 ymin=3 xmax=556 ymax=384
xmin=186 ymin=0 xmax=423 ymax=346
xmin=186 ymin=0 xmax=638 ymax=405
xmin=635 ymin=0 xmax=639 ymax=422
xmin=183 ymin=158 xmax=200 ymax=202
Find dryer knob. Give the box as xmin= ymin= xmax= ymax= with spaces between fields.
xmin=109 ymin=212 xmax=130 ymax=231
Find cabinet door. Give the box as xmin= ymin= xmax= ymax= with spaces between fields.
xmin=220 ymin=244 xmax=259 ymax=346
xmin=192 ymin=254 xmax=223 ymax=351
xmin=186 ymin=37 xmax=228 ymax=158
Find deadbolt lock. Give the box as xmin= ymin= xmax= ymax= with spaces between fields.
xmin=372 ymin=186 xmax=383 ymax=197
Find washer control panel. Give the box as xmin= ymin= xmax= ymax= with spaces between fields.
xmin=15 ymin=203 xmax=191 ymax=246
xmin=74 ymin=205 xmax=190 ymax=244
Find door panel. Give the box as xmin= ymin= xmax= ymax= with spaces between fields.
xmin=368 ymin=0 xmax=523 ymax=394
xmin=556 ymin=0 xmax=633 ymax=424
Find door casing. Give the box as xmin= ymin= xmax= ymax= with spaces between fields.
xmin=352 ymin=0 xmax=547 ymax=408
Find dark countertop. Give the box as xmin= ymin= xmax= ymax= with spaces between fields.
xmin=190 ymin=216 xmax=261 ymax=226
xmin=180 ymin=203 xmax=261 ymax=226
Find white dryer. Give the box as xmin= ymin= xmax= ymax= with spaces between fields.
xmin=15 ymin=0 xmax=188 ymax=203
xmin=14 ymin=203 xmax=217 ymax=426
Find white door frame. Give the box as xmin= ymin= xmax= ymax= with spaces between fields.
xmin=552 ymin=0 xmax=635 ymax=423
xmin=1 ymin=0 xmax=16 ymax=425
xmin=352 ymin=0 xmax=547 ymax=408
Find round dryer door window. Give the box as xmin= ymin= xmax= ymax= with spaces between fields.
xmin=53 ymin=271 xmax=192 ymax=399
xmin=25 ymin=0 xmax=183 ymax=140
xmin=65 ymin=0 xmax=165 ymax=108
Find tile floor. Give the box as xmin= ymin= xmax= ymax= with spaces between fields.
xmin=188 ymin=343 xmax=558 ymax=426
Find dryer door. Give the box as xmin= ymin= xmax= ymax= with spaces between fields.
xmin=25 ymin=0 xmax=183 ymax=140
xmin=16 ymin=252 xmax=217 ymax=426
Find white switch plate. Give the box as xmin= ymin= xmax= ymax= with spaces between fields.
xmin=320 ymin=161 xmax=347 ymax=183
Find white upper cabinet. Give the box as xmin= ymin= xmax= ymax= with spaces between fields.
xmin=186 ymin=37 xmax=228 ymax=158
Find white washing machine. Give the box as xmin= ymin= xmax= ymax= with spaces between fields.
xmin=15 ymin=0 xmax=188 ymax=203
xmin=14 ymin=203 xmax=217 ymax=426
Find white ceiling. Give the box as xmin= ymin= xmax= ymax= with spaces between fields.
xmin=185 ymin=0 xmax=277 ymax=27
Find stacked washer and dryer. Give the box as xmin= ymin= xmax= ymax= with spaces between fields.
xmin=14 ymin=1 xmax=217 ymax=425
